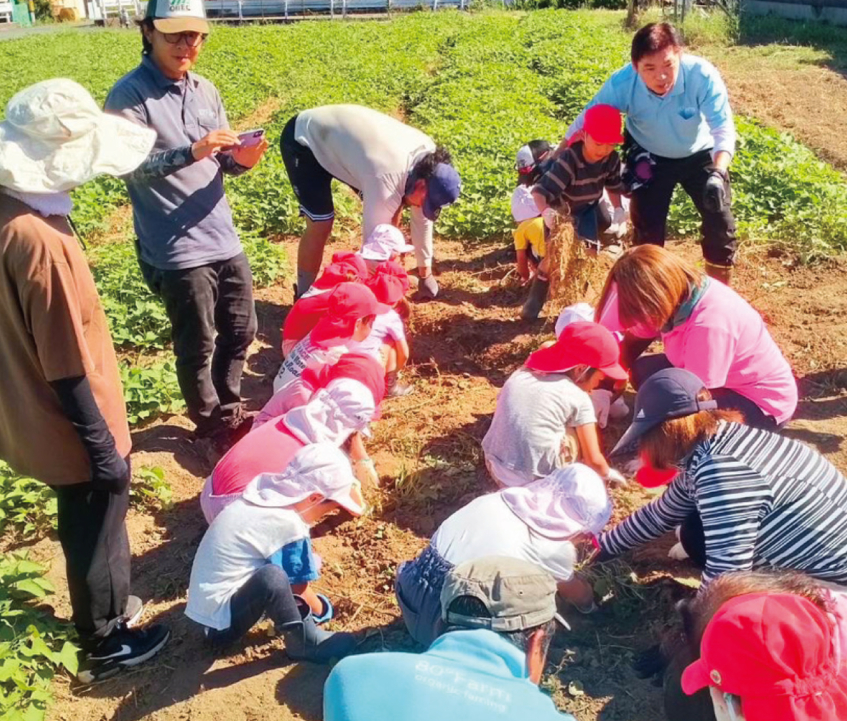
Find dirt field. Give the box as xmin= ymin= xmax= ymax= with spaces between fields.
xmin=18 ymin=229 xmax=841 ymax=721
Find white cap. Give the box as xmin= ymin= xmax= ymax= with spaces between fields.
xmin=515 ymin=144 xmax=536 ymax=172
xmin=243 ymin=443 xmax=365 ymax=517
xmin=554 ymin=303 xmax=595 ymax=339
xmin=360 ymin=223 xmax=415 ymax=261
xmin=145 ymin=0 xmax=210 ymax=34
xmin=500 ymin=463 xmax=612 ymax=539
xmin=283 ymin=379 xmax=375 ymax=446
xmin=0 ymin=79 xmax=156 ymax=194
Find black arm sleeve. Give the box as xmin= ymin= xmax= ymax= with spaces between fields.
xmin=122 ymin=146 xmax=197 ymax=182
xmin=49 ymin=376 xmax=128 ymax=492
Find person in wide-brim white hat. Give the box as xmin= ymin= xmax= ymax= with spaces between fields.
xmin=0 ymin=78 xmax=155 ymax=194
xmin=0 ymin=78 xmax=165 ymax=686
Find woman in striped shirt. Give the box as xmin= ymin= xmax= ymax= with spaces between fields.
xmin=598 ymin=368 xmax=847 ymax=588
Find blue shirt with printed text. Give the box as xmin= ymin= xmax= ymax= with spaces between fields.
xmin=323 ymin=630 xmax=575 ymax=721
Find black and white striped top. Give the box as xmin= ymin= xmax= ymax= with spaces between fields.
xmin=599 ymin=422 xmax=847 ymax=586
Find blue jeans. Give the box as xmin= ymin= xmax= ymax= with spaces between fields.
xmin=395 ymin=544 xmax=454 ymax=648
xmin=207 ymin=565 xmax=300 ymax=645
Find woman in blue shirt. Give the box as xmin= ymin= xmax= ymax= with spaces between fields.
xmin=565 ymin=22 xmax=737 ymax=285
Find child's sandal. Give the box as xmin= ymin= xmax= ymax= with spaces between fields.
xmin=313 ymin=593 xmax=334 ymax=625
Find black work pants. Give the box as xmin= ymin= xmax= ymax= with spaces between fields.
xmin=141 ymin=253 xmax=257 ymax=436
xmin=53 ymin=471 xmax=131 ymax=646
xmin=207 ymin=565 xmax=300 ymax=644
xmin=629 ymin=146 xmax=737 ymax=267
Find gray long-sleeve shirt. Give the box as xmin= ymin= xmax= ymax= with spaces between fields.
xmin=105 ymin=55 xmax=245 ymax=271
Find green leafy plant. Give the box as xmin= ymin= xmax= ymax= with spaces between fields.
xmin=131 ymin=466 xmax=174 ymax=511
xmin=120 ymin=358 xmax=186 ymax=426
xmin=0 ymin=552 xmax=79 ymax=721
xmin=0 ymin=464 xmax=57 ymax=541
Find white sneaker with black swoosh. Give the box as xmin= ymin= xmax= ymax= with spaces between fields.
xmin=78 ymin=622 xmax=170 ymax=684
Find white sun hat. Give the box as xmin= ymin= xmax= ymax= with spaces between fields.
xmin=0 ymin=79 xmax=156 ymax=194
xmin=145 ymin=0 xmax=210 ymax=35
xmin=500 ymin=463 xmax=612 ymax=539
xmin=359 ymin=223 xmax=415 ymax=261
xmin=243 ymin=443 xmax=365 ymax=517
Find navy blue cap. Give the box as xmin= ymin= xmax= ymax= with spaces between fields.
xmin=422 ymin=163 xmax=461 ymax=221
xmin=611 ymin=368 xmax=718 ymax=456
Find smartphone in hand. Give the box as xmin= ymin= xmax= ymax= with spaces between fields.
xmin=223 ymin=129 xmax=265 ymax=153
xmin=236 ymin=129 xmax=265 ymax=148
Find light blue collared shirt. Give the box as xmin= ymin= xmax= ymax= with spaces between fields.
xmin=567 ymin=54 xmax=735 ymax=160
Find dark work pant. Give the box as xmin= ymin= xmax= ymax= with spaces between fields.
xmin=630 ymin=353 xmax=780 ymax=431
xmin=141 ymin=253 xmax=258 ymax=436
xmin=629 ymin=147 xmax=737 ymax=267
xmin=207 ymin=565 xmax=300 ymax=644
xmin=53 ymin=470 xmax=131 ymax=645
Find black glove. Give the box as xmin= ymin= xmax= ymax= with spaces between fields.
xmin=703 ymin=168 xmax=728 ymax=214
xmin=50 ymin=376 xmax=130 ymax=494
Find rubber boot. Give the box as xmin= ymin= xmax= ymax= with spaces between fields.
xmin=279 ymin=597 xmax=358 ymax=664
xmin=521 ymin=276 xmax=550 ymax=320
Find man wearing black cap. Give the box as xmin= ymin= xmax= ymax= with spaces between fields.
xmin=323 ymin=557 xmax=576 ymax=720
xmin=280 ymin=104 xmax=462 ymax=300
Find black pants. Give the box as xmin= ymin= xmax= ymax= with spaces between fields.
xmin=628 ymin=145 xmax=737 ymax=267
xmin=630 ymin=353 xmax=780 ymax=431
xmin=141 ymin=253 xmax=257 ymax=436
xmin=53 ymin=473 xmax=131 ymax=645
xmin=207 ymin=565 xmax=300 ymax=644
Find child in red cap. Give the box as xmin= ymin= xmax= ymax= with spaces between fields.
xmin=482 ymin=322 xmax=627 ymax=488
xmin=273 ymin=283 xmax=383 ymax=393
xmin=682 ymin=592 xmax=847 ymax=721
xmin=523 ymin=104 xmax=629 ymax=320
xmin=282 ymin=254 xmax=369 ymax=357
xmin=347 ymin=268 xmax=413 ymax=397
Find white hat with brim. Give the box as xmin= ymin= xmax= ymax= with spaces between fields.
xmin=0 ymin=79 xmax=156 ymax=194
xmin=242 ymin=443 xmax=365 ymax=517
xmin=147 ymin=0 xmax=210 ymax=34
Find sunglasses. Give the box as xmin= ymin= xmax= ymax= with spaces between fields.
xmin=161 ymin=31 xmax=208 ymax=48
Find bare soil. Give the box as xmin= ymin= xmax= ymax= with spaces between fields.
xmin=20 ymin=231 xmax=843 ymax=721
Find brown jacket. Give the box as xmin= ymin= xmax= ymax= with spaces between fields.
xmin=0 ymin=194 xmax=131 ymax=485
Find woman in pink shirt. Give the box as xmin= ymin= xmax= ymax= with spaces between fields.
xmin=596 ymin=245 xmax=796 ymax=428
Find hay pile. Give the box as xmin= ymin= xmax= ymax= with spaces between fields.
xmin=546 ymin=216 xmax=617 ymax=316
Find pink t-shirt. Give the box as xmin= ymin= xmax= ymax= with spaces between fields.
xmin=211 ymin=419 xmax=305 ymax=497
xmin=599 ymin=281 xmax=797 ymax=424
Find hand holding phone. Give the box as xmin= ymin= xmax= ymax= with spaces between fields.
xmin=235 ymin=128 xmax=265 ymax=148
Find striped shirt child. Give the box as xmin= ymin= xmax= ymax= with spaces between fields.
xmin=599 ymin=421 xmax=847 ymax=587
xmin=533 ymin=142 xmax=625 ymax=213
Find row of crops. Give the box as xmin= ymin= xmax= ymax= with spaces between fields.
xmin=0 ymin=10 xmax=846 ymax=717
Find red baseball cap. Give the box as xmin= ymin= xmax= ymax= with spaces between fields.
xmin=331 ymin=251 xmax=369 ymax=281
xmin=525 ymin=322 xmax=627 ymax=381
xmin=374 ymin=260 xmax=411 ymax=293
xmin=367 ymin=273 xmax=405 ymax=313
xmin=312 ymin=262 xmax=362 ymax=291
xmin=310 ymin=283 xmax=379 ymax=349
xmin=584 ymin=104 xmax=624 ymax=145
xmin=682 ymin=593 xmax=847 ymax=721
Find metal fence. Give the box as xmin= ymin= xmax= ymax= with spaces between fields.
xmin=101 ymin=0 xmax=467 ymax=21
xmin=203 ymin=0 xmax=467 ymax=20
